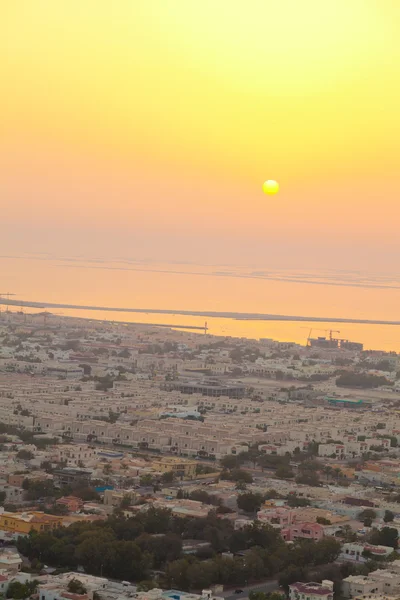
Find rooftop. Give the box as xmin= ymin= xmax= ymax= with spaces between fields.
xmin=290 ymin=582 xmax=333 ymax=595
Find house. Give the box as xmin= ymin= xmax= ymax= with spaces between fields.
xmin=0 ymin=549 xmax=22 ymax=573
xmin=0 ymin=509 xmax=63 ymax=535
xmin=56 ymin=496 xmax=84 ymax=512
xmin=257 ymin=507 xmax=296 ymax=527
xmin=53 ymin=468 xmax=92 ymax=488
xmin=103 ymin=489 xmax=138 ymax=507
xmin=150 ymin=457 xmax=197 ymax=479
xmin=340 ymin=572 xmax=400 ymax=599
xmin=340 ymin=542 xmax=393 ymax=563
xmin=281 ymin=522 xmax=324 ymax=542
xmin=289 ymin=581 xmax=334 ymax=600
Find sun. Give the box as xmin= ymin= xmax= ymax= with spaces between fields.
xmin=263 ymin=180 xmax=279 ymax=195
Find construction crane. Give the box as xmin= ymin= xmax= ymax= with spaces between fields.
xmin=17 ymin=304 xmax=28 ymax=323
xmin=300 ymin=327 xmax=313 ymax=346
xmin=0 ymin=293 xmax=16 ymax=315
xmin=301 ymin=327 xmax=341 ymax=346
xmin=328 ymin=329 xmax=340 ymax=341
xmin=36 ymin=311 xmax=64 ymax=325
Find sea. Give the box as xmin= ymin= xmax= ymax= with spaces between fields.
xmin=2 ymin=254 xmax=400 ymax=352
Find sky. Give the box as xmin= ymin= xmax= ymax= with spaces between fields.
xmin=1 ymin=0 xmax=400 ymax=268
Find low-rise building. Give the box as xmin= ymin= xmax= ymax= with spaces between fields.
xmin=281 ymin=522 xmax=324 ymax=542
xmin=151 ymin=457 xmax=197 ymax=479
xmin=340 ymin=542 xmax=393 ymax=562
xmin=342 ymin=572 xmax=400 ymax=598
xmin=56 ymin=496 xmax=84 ymax=512
xmin=0 ymin=509 xmax=63 ymax=535
xmin=0 ymin=549 xmax=22 ymax=573
xmin=289 ymin=581 xmax=334 ymax=600
xmin=103 ymin=489 xmax=138 ymax=508
xmin=53 ymin=468 xmax=92 ymax=488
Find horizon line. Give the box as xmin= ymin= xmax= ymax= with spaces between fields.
xmin=1 ymin=298 xmax=400 ymax=327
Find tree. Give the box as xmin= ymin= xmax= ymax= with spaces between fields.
xmin=295 ymin=471 xmax=321 ymax=486
xmin=333 ymin=467 xmax=343 ymax=481
xmin=161 ymin=471 xmax=175 ymax=484
xmin=268 ymin=593 xmax=285 ymax=600
xmin=314 ymin=537 xmax=341 ymax=564
xmin=221 ymin=469 xmax=253 ymax=484
xmin=358 ymin=509 xmax=377 ymax=522
xmin=14 ymin=500 xmax=348 ymax=591
xmin=338 ymin=525 xmax=357 ymax=543
xmin=166 ymin=557 xmax=190 ymax=590
xmin=17 ymin=449 xmax=34 ymax=460
xmin=236 ymin=481 xmax=247 ymax=491
xmin=136 ymin=532 xmax=182 ymax=568
xmin=369 ymin=527 xmax=399 ymax=549
xmin=141 ymin=507 xmax=172 ymax=534
xmin=186 ymin=560 xmax=218 ymax=589
xmin=220 ymin=455 xmax=240 ymax=470
xmin=336 ymin=373 xmax=392 ymax=388
xmin=275 ymin=465 xmax=294 ymax=479
xmin=190 ymin=490 xmax=212 ymax=504
xmin=67 ymin=579 xmax=87 ymax=595
xmin=249 ymin=592 xmax=267 ymax=600
xmin=384 ymin=510 xmax=395 ymax=523
xmin=279 ymin=566 xmax=307 ymax=590
xmin=120 ymin=495 xmax=132 ymax=509
xmin=24 ymin=479 xmax=56 ymax=501
xmin=316 ymin=517 xmax=331 ymax=525
xmin=140 ymin=474 xmax=154 ymax=487
xmin=137 ymin=581 xmax=157 ymax=592
xmin=287 ymin=495 xmax=311 ymax=508
xmin=103 ymin=463 xmax=112 ymax=475
xmin=73 ymin=487 xmax=100 ymax=502
xmin=307 ymin=441 xmax=320 ymax=456
xmin=7 ymin=581 xmax=38 ymax=600
xmin=41 ymin=460 xmax=53 ymax=472
xmin=237 ymin=492 xmax=263 ymax=513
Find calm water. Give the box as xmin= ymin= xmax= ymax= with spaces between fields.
xmin=2 ymin=254 xmax=400 ymax=351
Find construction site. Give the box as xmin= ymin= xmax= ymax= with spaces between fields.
xmin=304 ymin=328 xmax=364 ymax=351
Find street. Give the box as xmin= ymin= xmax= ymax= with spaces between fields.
xmin=223 ymin=579 xmax=279 ymax=600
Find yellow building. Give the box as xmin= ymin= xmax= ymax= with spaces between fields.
xmin=0 ymin=511 xmax=63 ymax=534
xmin=151 ymin=456 xmax=197 ymax=479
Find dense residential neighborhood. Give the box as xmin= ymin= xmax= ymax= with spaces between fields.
xmin=0 ymin=313 xmax=400 ymax=600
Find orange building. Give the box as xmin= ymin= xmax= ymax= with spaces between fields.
xmin=56 ymin=496 xmax=84 ymax=512
xmin=0 ymin=510 xmax=63 ymax=534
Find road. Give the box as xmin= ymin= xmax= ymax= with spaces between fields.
xmin=223 ymin=579 xmax=279 ymax=600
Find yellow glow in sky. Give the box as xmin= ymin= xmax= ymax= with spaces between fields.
xmin=1 ymin=0 xmax=400 ymax=244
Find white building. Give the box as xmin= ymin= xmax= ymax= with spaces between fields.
xmin=289 ymin=581 xmax=334 ymax=600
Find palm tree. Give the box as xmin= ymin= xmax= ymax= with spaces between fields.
xmin=334 ymin=467 xmax=342 ymax=482
xmin=324 ymin=466 xmax=333 ymax=482
xmin=103 ymin=463 xmax=112 ymax=475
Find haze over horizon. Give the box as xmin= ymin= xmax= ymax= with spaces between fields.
xmin=1 ymin=1 xmax=400 ymax=349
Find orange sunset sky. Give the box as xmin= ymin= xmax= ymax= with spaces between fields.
xmin=1 ymin=0 xmax=400 ymax=268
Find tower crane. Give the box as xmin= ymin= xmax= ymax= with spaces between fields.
xmin=36 ymin=311 xmax=64 ymax=325
xmin=0 ymin=293 xmax=16 ymax=315
xmin=301 ymin=327 xmax=341 ymax=346
xmin=328 ymin=329 xmax=340 ymax=341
